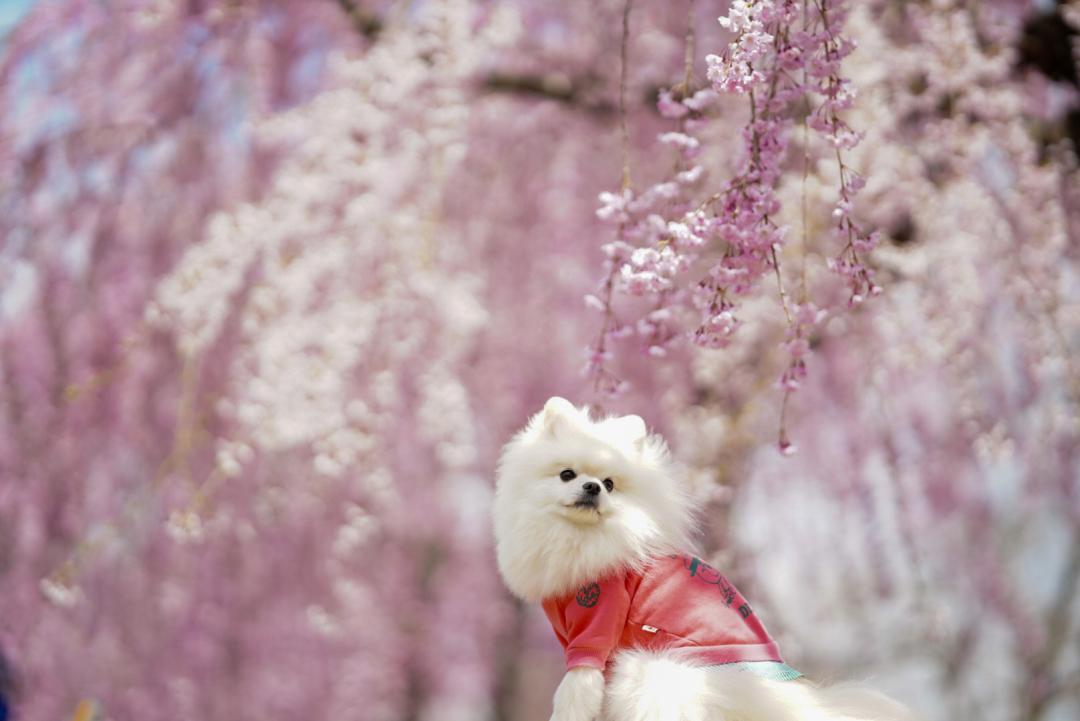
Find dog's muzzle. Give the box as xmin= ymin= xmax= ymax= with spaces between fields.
xmin=572 ymin=482 xmax=602 ymax=510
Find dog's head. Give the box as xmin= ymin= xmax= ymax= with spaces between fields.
xmin=493 ymin=397 xmax=695 ymax=600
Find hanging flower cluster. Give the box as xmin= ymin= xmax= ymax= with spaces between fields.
xmin=587 ymin=0 xmax=875 ymax=441
xmin=804 ymin=1 xmax=880 ymax=305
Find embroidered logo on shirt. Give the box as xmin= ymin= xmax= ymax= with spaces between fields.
xmin=576 ymin=582 xmax=601 ymax=608
xmin=684 ymin=556 xmax=741 ymax=609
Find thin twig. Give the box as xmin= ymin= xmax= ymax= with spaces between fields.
xmin=682 ymin=0 xmax=696 ymax=92
xmin=619 ymin=0 xmax=635 ymax=191
xmin=799 ymin=0 xmax=810 ymax=303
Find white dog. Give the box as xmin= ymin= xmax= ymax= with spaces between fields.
xmin=493 ymin=397 xmax=917 ymax=721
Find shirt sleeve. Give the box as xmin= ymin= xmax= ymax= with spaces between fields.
xmin=560 ymin=575 xmax=631 ymax=670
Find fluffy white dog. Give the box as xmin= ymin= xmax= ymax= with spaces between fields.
xmin=493 ymin=397 xmax=918 ymax=721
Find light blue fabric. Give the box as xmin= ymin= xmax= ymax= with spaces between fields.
xmin=724 ymin=661 xmax=803 ymax=682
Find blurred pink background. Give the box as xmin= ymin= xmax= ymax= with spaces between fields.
xmin=1 ymin=1 xmax=1078 ymax=720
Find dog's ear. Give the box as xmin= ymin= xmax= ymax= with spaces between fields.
xmin=607 ymin=414 xmax=647 ymax=447
xmin=543 ymin=396 xmax=578 ymax=436
xmin=543 ymin=396 xmax=576 ymax=417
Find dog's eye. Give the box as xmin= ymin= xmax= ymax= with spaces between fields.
xmin=603 ymin=478 xmax=615 ymax=492
xmin=559 ymin=469 xmax=576 ymax=482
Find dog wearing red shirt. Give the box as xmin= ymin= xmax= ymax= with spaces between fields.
xmin=493 ymin=397 xmax=916 ymax=721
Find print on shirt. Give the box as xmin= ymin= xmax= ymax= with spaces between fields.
xmin=576 ymin=582 xmax=601 ymax=608
xmin=683 ymin=556 xmax=749 ymax=614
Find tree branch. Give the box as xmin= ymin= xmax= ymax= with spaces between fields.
xmin=480 ymin=72 xmax=615 ymax=116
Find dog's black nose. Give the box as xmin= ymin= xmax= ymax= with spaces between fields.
xmin=582 ymin=481 xmax=601 ymax=496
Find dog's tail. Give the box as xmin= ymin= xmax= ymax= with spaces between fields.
xmin=605 ymin=649 xmax=922 ymax=721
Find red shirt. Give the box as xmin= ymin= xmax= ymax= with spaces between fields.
xmin=541 ymin=555 xmax=784 ymax=671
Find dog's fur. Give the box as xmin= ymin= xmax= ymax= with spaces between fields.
xmin=493 ymin=397 xmax=919 ymax=721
